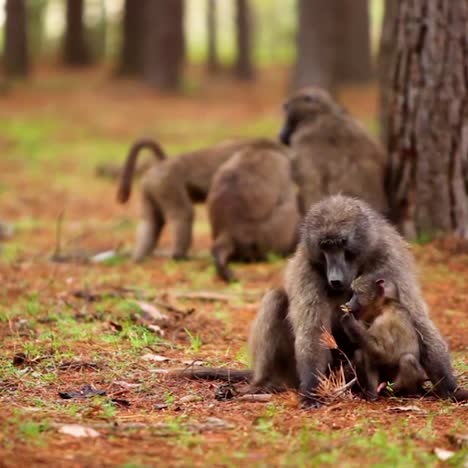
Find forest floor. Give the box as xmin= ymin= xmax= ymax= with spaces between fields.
xmin=0 ymin=65 xmax=467 ymax=467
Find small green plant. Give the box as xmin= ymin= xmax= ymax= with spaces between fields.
xmin=184 ymin=328 xmax=202 ymax=352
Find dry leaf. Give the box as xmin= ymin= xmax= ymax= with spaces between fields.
xmin=59 ymin=424 xmax=100 ymax=438
xmin=388 ymin=405 xmax=425 ymax=414
xmin=142 ymin=353 xmax=171 ymax=362
xmin=237 ymin=394 xmax=272 ymax=403
xmin=91 ymin=250 xmax=117 ymax=263
xmin=136 ymin=301 xmax=169 ymax=321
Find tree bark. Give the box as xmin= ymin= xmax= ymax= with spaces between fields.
xmin=378 ymin=0 xmax=399 ymax=146
xmin=63 ymin=0 xmax=91 ymax=66
xmin=293 ymin=0 xmax=339 ymax=92
xmin=118 ymin=0 xmax=147 ymax=76
xmin=385 ymin=0 xmax=468 ymax=239
xmin=4 ymin=0 xmax=29 ymax=77
xmin=234 ymin=0 xmax=254 ymax=80
xmin=144 ymin=0 xmax=185 ymax=91
xmin=336 ymin=0 xmax=372 ymax=84
xmin=206 ymin=0 xmax=219 ymax=74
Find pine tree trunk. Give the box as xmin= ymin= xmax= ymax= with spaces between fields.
xmin=206 ymin=0 xmax=219 ymax=74
xmin=63 ymin=0 xmax=91 ymax=66
xmin=293 ymin=0 xmax=339 ymax=92
xmin=4 ymin=0 xmax=29 ymax=77
xmin=337 ymin=0 xmax=372 ymax=84
xmin=144 ymin=0 xmax=185 ymax=91
xmin=234 ymin=0 xmax=254 ymax=80
xmin=378 ymin=0 xmax=399 ymax=146
xmin=118 ymin=0 xmax=147 ymax=76
xmin=385 ymin=0 xmax=468 ymax=239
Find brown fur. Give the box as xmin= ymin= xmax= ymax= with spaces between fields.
xmin=279 ymin=88 xmax=388 ymax=215
xmin=117 ymin=138 xmax=256 ymax=261
xmin=341 ymin=276 xmax=427 ymax=400
xmin=207 ymin=140 xmax=300 ymax=281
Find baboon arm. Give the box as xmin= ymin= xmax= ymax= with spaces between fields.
xmin=340 ymin=314 xmax=383 ymax=357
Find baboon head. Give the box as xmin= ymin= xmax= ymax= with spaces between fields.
xmin=345 ymin=276 xmax=398 ymax=315
xmin=303 ymin=195 xmax=376 ymax=293
xmin=279 ymin=87 xmax=343 ymax=145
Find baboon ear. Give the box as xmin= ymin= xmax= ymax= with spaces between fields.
xmin=375 ymin=279 xmax=385 ymax=296
xmin=376 ymin=279 xmax=397 ymax=300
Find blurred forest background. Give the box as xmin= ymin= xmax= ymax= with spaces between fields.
xmin=0 ymin=0 xmax=383 ymax=90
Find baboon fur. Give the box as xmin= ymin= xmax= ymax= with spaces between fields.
xmin=207 ymin=139 xmax=300 ymax=282
xmin=249 ymin=195 xmax=461 ymax=406
xmin=341 ymin=275 xmax=427 ymax=400
xmin=279 ymin=88 xmax=388 ymax=215
xmin=117 ymin=137 xmax=256 ymax=261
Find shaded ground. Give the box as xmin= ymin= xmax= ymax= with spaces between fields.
xmin=0 ymin=66 xmax=467 ymax=467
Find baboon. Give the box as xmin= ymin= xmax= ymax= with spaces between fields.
xmin=279 ymin=88 xmax=388 ymax=215
xmin=176 ymin=195 xmax=467 ymax=406
xmin=340 ymin=276 xmax=427 ymax=400
xmin=117 ymin=137 xmax=256 ymax=261
xmin=207 ymin=140 xmax=300 ymax=282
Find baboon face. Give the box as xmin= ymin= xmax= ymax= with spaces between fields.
xmin=346 ymin=277 xmax=397 ymax=314
xmin=279 ymin=88 xmax=339 ymax=145
xmin=318 ymin=237 xmax=360 ymax=293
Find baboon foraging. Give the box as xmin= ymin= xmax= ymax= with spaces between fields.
xmin=207 ymin=140 xmax=300 ymax=281
xmin=117 ymin=138 xmax=255 ymax=261
xmin=175 ymin=196 xmax=467 ymax=406
xmin=340 ymin=276 xmax=427 ymax=400
xmin=279 ymin=88 xmax=387 ymax=215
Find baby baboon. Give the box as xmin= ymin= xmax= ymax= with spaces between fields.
xmin=279 ymin=88 xmax=388 ymax=215
xmin=340 ymin=276 xmax=426 ymax=400
xmin=175 ymin=196 xmax=466 ymax=407
xmin=207 ymin=140 xmax=300 ymax=281
xmin=117 ymin=137 xmax=255 ymax=261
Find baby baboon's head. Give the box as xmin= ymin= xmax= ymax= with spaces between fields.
xmin=345 ymin=276 xmax=398 ymax=316
xmin=279 ymin=87 xmax=344 ymax=145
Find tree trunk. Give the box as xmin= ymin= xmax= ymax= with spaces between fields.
xmin=118 ymin=0 xmax=147 ymax=76
xmin=144 ymin=0 xmax=185 ymax=91
xmin=234 ymin=0 xmax=254 ymax=80
xmin=385 ymin=0 xmax=468 ymax=239
xmin=293 ymin=0 xmax=339 ymax=92
xmin=378 ymin=0 xmax=399 ymax=146
xmin=336 ymin=0 xmax=372 ymax=84
xmin=63 ymin=0 xmax=91 ymax=66
xmin=206 ymin=0 xmax=219 ymax=74
xmin=3 ymin=0 xmax=29 ymax=77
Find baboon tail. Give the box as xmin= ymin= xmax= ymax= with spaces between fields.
xmin=172 ymin=367 xmax=253 ymax=383
xmin=116 ymin=138 xmax=167 ymax=204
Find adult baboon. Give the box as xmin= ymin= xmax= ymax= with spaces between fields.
xmin=177 ymin=196 xmax=467 ymax=407
xmin=279 ymin=88 xmax=387 ymax=215
xmin=208 ymin=140 xmax=300 ymax=282
xmin=117 ymin=138 xmax=255 ymax=261
xmin=341 ymin=276 xmax=427 ymax=400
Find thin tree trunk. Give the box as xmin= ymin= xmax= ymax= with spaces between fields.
xmin=4 ymin=0 xmax=29 ymax=77
xmin=337 ymin=0 xmax=372 ymax=84
xmin=118 ymin=0 xmax=147 ymax=76
xmin=63 ymin=0 xmax=91 ymax=66
xmin=206 ymin=0 xmax=219 ymax=74
xmin=234 ymin=0 xmax=254 ymax=80
xmin=378 ymin=0 xmax=399 ymax=146
xmin=293 ymin=0 xmax=339 ymax=92
xmin=385 ymin=0 xmax=468 ymax=239
xmin=144 ymin=0 xmax=185 ymax=91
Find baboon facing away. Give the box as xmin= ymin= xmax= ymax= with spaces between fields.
xmin=208 ymin=140 xmax=300 ymax=282
xmin=340 ymin=276 xmax=427 ymax=400
xmin=279 ymin=88 xmax=388 ymax=215
xmin=117 ymin=138 xmax=255 ymax=261
xmin=176 ymin=196 xmax=467 ymax=406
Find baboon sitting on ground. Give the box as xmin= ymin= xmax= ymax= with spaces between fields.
xmin=176 ymin=195 xmax=467 ymax=407
xmin=341 ymin=275 xmax=427 ymax=400
xmin=207 ymin=139 xmax=300 ymax=282
xmin=279 ymin=88 xmax=388 ymax=215
xmin=117 ymin=138 xmax=255 ymax=261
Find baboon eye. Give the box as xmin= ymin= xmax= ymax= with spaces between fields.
xmin=344 ymin=250 xmax=355 ymax=261
xmin=303 ymin=95 xmax=314 ymax=103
